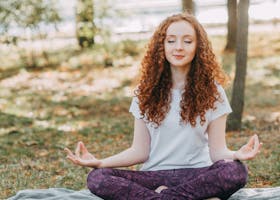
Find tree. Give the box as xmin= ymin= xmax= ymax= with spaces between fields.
xmin=0 ymin=0 xmax=60 ymax=33
xmin=76 ymin=0 xmax=95 ymax=48
xmin=0 ymin=0 xmax=61 ymax=68
xmin=181 ymin=0 xmax=195 ymax=14
xmin=227 ymin=0 xmax=250 ymax=131
xmin=225 ymin=0 xmax=237 ymax=51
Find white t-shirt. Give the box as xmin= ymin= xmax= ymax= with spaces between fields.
xmin=129 ymin=84 xmax=232 ymax=171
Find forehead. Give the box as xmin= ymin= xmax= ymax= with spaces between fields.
xmin=166 ymin=20 xmax=196 ymax=37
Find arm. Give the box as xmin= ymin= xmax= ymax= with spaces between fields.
xmin=65 ymin=118 xmax=151 ymax=168
xmin=98 ymin=118 xmax=150 ymax=168
xmin=207 ymin=114 xmax=262 ymax=162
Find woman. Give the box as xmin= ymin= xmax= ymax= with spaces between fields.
xmin=64 ymin=13 xmax=262 ymax=200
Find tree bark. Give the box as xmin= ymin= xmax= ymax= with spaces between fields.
xmin=76 ymin=0 xmax=95 ymax=48
xmin=227 ymin=0 xmax=250 ymax=131
xmin=225 ymin=0 xmax=237 ymax=52
xmin=182 ymin=0 xmax=195 ymax=15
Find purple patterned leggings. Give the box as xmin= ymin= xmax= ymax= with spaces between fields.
xmin=87 ymin=160 xmax=248 ymax=200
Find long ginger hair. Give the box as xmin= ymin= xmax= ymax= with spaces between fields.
xmin=135 ymin=13 xmax=228 ymax=127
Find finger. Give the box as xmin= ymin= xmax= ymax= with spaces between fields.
xmin=64 ymin=148 xmax=75 ymax=157
xmin=67 ymin=155 xmax=86 ymax=166
xmin=80 ymin=142 xmax=89 ymax=154
xmin=246 ymin=135 xmax=255 ymax=148
xmin=254 ymin=136 xmax=263 ymax=156
xmin=75 ymin=142 xmax=82 ymax=157
xmin=259 ymin=142 xmax=263 ymax=149
xmin=253 ymin=135 xmax=260 ymax=151
xmin=249 ymin=137 xmax=261 ymax=159
xmin=66 ymin=155 xmax=79 ymax=164
xmin=257 ymin=142 xmax=263 ymax=153
xmin=65 ymin=150 xmax=77 ymax=160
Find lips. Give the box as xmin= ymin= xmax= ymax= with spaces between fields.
xmin=173 ymin=55 xmax=185 ymax=59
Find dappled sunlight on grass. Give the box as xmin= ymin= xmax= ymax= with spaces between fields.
xmin=0 ymin=32 xmax=279 ymax=198
xmin=247 ymin=56 xmax=280 ymax=86
xmin=248 ymin=32 xmax=280 ymax=58
xmin=0 ymin=65 xmax=139 ymax=140
xmin=0 ymin=65 xmax=138 ymax=96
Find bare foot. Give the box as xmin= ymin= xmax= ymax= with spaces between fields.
xmin=155 ymin=185 xmax=168 ymax=193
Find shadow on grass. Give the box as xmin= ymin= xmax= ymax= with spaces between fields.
xmin=0 ymin=77 xmax=137 ymax=198
xmin=0 ymin=112 xmax=33 ymax=128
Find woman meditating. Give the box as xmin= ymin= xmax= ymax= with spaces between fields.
xmin=64 ymin=13 xmax=262 ymax=200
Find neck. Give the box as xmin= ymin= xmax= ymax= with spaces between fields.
xmin=171 ymin=64 xmax=190 ymax=89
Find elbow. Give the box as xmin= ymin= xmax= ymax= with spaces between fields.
xmin=136 ymin=150 xmax=149 ymax=164
xmin=130 ymin=147 xmax=149 ymax=164
xmin=210 ymin=155 xmax=219 ymax=163
xmin=139 ymin=154 xmax=149 ymax=163
xmin=209 ymin=150 xmax=222 ymax=163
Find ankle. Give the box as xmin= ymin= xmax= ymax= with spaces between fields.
xmin=155 ymin=185 xmax=168 ymax=193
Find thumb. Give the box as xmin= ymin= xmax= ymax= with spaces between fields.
xmin=246 ymin=135 xmax=255 ymax=148
xmin=80 ymin=141 xmax=89 ymax=154
xmin=253 ymin=134 xmax=260 ymax=151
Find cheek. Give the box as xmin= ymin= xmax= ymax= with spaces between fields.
xmin=187 ymin=45 xmax=197 ymax=56
xmin=164 ymin=46 xmax=172 ymax=58
xmin=164 ymin=43 xmax=169 ymax=52
xmin=164 ymin=52 xmax=172 ymax=63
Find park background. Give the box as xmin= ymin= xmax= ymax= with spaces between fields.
xmin=0 ymin=0 xmax=279 ymax=198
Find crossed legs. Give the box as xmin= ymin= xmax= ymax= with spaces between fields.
xmin=87 ymin=160 xmax=248 ymax=200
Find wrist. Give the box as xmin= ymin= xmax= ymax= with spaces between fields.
xmin=232 ymin=151 xmax=238 ymax=160
xmin=96 ymin=159 xmax=104 ymax=168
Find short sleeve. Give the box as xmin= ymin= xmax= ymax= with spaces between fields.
xmin=129 ymin=96 xmax=143 ymax=119
xmin=209 ymin=84 xmax=232 ymax=122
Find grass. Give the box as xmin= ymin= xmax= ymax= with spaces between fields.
xmin=0 ymin=32 xmax=279 ymax=198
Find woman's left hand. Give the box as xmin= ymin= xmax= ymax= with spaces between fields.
xmin=234 ymin=134 xmax=262 ymax=161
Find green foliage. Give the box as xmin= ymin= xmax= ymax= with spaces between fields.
xmin=0 ymin=0 xmax=61 ymax=72
xmin=75 ymin=0 xmax=129 ymax=49
xmin=0 ymin=0 xmax=61 ymax=32
xmin=120 ymin=40 xmax=142 ymax=57
xmin=0 ymin=39 xmax=145 ymax=76
xmin=76 ymin=0 xmax=95 ymax=48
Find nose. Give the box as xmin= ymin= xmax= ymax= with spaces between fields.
xmin=175 ymin=41 xmax=183 ymax=50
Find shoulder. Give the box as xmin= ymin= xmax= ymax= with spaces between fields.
xmin=213 ymin=82 xmax=228 ymax=100
xmin=208 ymin=83 xmax=232 ymax=122
xmin=214 ymin=82 xmax=225 ymax=92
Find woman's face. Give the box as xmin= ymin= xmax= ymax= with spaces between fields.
xmin=164 ymin=20 xmax=197 ymax=69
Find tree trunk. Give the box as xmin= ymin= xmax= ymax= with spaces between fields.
xmin=182 ymin=0 xmax=195 ymax=15
xmin=225 ymin=0 xmax=237 ymax=52
xmin=227 ymin=0 xmax=250 ymax=131
xmin=76 ymin=0 xmax=95 ymax=48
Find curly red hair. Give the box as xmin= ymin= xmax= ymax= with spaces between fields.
xmin=135 ymin=13 xmax=229 ymax=127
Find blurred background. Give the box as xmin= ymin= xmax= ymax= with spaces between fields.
xmin=0 ymin=0 xmax=279 ymax=198
xmin=1 ymin=0 xmax=280 ymax=50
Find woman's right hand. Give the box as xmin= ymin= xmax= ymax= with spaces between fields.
xmin=64 ymin=141 xmax=102 ymax=168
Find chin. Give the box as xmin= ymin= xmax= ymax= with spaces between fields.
xmin=171 ymin=63 xmax=189 ymax=68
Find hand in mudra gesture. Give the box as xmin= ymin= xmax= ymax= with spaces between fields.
xmin=234 ymin=134 xmax=262 ymax=161
xmin=64 ymin=141 xmax=101 ymax=168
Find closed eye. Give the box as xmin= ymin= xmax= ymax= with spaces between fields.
xmin=167 ymin=40 xmax=175 ymax=43
xmin=184 ymin=41 xmax=192 ymax=44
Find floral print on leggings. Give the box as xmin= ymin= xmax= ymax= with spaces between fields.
xmin=87 ymin=160 xmax=248 ymax=200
